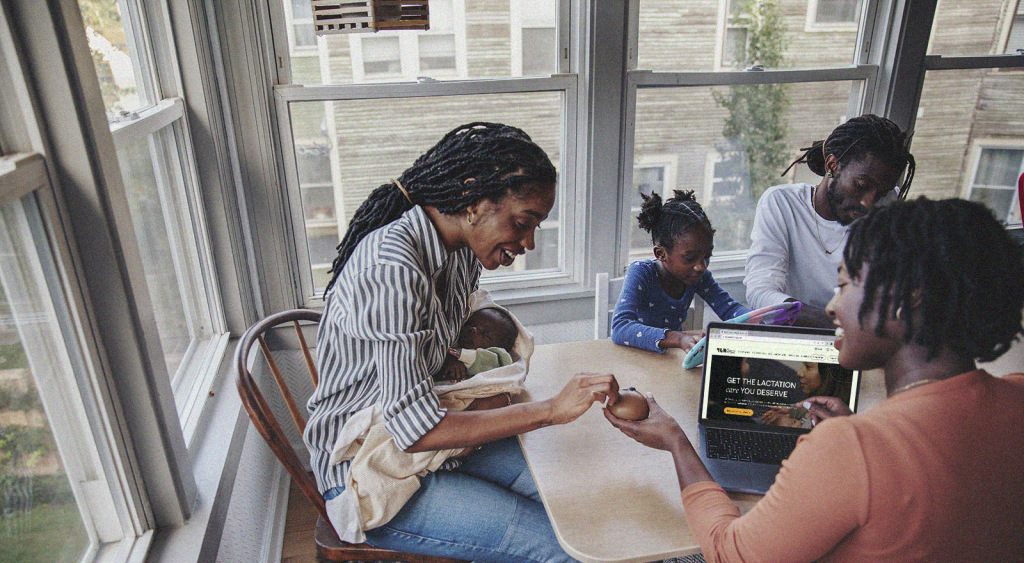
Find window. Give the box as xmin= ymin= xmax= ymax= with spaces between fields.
xmin=629 ymin=157 xmax=677 ymax=260
xmin=718 ymin=0 xmax=749 ymax=69
xmin=513 ymin=0 xmax=558 ymax=76
xmin=966 ymin=146 xmax=1023 ymax=226
xmin=914 ymin=1 xmax=1024 ymax=229
xmin=360 ymin=35 xmax=402 ymax=77
xmin=286 ymin=0 xmax=317 ymax=51
xmin=635 ymin=0 xmax=872 ymax=263
xmin=348 ymin=0 xmax=466 ymax=83
xmin=808 ymin=0 xmax=863 ymax=27
xmin=1004 ymin=1 xmax=1024 ymax=54
xmin=272 ymin=0 xmax=572 ymax=302
xmin=79 ymin=0 xmax=227 ymax=434
xmin=0 ymin=154 xmax=135 ymax=561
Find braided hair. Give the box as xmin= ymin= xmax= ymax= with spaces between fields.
xmin=326 ymin=122 xmax=557 ymax=292
xmin=636 ymin=190 xmax=715 ymax=250
xmin=783 ymin=114 xmax=916 ymax=199
xmin=844 ymin=197 xmax=1024 ymax=362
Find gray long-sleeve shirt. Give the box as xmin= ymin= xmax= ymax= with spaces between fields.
xmin=744 ymin=184 xmax=847 ymax=311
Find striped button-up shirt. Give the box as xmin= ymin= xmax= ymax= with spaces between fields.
xmin=304 ymin=205 xmax=480 ymax=493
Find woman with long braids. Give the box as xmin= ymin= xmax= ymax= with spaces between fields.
xmin=745 ymin=114 xmax=916 ymax=328
xmin=608 ymin=197 xmax=1024 ymax=561
xmin=305 ymin=122 xmax=616 ymax=561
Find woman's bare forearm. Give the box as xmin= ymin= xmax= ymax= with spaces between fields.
xmin=405 ymin=400 xmax=554 ymax=453
xmin=668 ymin=434 xmax=715 ymax=490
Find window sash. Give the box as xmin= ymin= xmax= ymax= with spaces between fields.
xmin=274 ymin=75 xmax=580 ymax=304
xmin=107 ymin=98 xmax=227 ymax=440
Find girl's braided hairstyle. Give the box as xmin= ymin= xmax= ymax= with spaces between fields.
xmin=636 ymin=189 xmax=714 ymax=250
xmin=326 ymin=122 xmax=557 ymax=292
xmin=844 ymin=197 xmax=1024 ymax=362
xmin=783 ymin=114 xmax=916 ymax=199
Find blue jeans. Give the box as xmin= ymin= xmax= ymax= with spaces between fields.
xmin=362 ymin=436 xmax=578 ymax=562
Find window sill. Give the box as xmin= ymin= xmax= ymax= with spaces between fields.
xmin=148 ymin=339 xmax=248 ymax=561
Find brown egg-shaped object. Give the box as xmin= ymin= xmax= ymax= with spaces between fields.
xmin=609 ymin=388 xmax=649 ymax=421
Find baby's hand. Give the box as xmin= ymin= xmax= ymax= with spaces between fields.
xmin=433 ymin=355 xmax=468 ymax=382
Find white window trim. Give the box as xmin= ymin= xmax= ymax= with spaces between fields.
xmin=962 ymin=139 xmax=1024 ymax=228
xmin=805 ymin=0 xmax=862 ymax=33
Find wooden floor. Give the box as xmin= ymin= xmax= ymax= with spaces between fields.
xmin=281 ymin=479 xmax=318 ymax=563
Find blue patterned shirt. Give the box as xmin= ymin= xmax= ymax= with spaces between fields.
xmin=611 ymin=260 xmax=750 ymax=353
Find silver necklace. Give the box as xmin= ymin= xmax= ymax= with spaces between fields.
xmin=810 ymin=186 xmax=843 ymax=255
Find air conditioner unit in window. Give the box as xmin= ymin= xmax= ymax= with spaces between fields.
xmin=311 ymin=0 xmax=430 ymax=34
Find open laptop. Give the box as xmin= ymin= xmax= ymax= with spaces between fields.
xmin=697 ymin=322 xmax=861 ymax=494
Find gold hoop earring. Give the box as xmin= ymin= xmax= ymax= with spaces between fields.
xmin=467 ymin=213 xmax=475 ymax=226
xmin=895 ymin=306 xmax=903 ymax=320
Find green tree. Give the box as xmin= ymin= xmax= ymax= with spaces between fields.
xmin=714 ymin=0 xmax=789 ymax=202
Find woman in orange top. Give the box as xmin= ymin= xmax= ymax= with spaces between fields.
xmin=607 ymin=197 xmax=1024 ymax=562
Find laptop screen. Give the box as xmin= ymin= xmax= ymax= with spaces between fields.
xmin=699 ymin=323 xmax=860 ymax=428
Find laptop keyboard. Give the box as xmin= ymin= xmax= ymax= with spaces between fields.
xmin=704 ymin=427 xmax=799 ymax=465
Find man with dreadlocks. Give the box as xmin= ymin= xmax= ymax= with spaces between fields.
xmin=607 ymin=197 xmax=1024 ymax=561
xmin=744 ymin=114 xmax=915 ymax=328
xmin=304 ymin=122 xmax=617 ymax=560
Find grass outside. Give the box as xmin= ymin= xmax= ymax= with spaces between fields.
xmin=0 ymin=501 xmax=88 ymax=563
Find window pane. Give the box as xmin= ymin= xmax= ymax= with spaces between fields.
xmin=974 ymin=149 xmax=1023 ymax=187
xmin=914 ymin=68 xmax=1024 ymax=226
xmin=968 ymin=187 xmax=1015 ymax=222
xmin=1007 ymin=15 xmax=1024 ymax=54
xmin=115 ymin=127 xmax=218 ymax=396
xmin=633 ymin=81 xmax=860 ymax=253
xmin=78 ymin=0 xmax=151 ymax=119
xmin=630 ymin=167 xmax=665 ymax=252
xmin=288 ymin=92 xmax=564 ymax=292
xmin=0 ymin=197 xmax=89 ymax=562
xmin=522 ymin=28 xmax=557 ymax=76
xmin=282 ymin=0 xmax=561 ymax=84
xmin=928 ymin=0 xmax=1019 ymax=56
xmin=419 ymin=35 xmax=457 ymax=71
xmin=362 ymin=36 xmax=402 ymax=76
xmin=638 ymin=0 xmax=861 ymax=72
xmin=814 ymin=0 xmax=862 ymax=24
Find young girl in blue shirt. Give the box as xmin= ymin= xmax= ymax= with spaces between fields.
xmin=612 ymin=190 xmax=750 ymax=352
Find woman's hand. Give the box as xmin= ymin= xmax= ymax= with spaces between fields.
xmin=545 ymin=372 xmax=619 ymax=425
xmin=605 ymin=394 xmax=715 ymax=489
xmin=604 ymin=393 xmax=689 ymax=452
xmin=801 ymin=396 xmax=852 ymax=424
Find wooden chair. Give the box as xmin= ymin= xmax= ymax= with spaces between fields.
xmin=235 ymin=309 xmax=466 ymax=563
xmin=594 ymin=272 xmax=702 ymax=340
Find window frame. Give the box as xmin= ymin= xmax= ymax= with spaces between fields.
xmin=0 ymin=152 xmax=147 ymax=560
xmin=93 ymin=0 xmax=230 ymax=443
